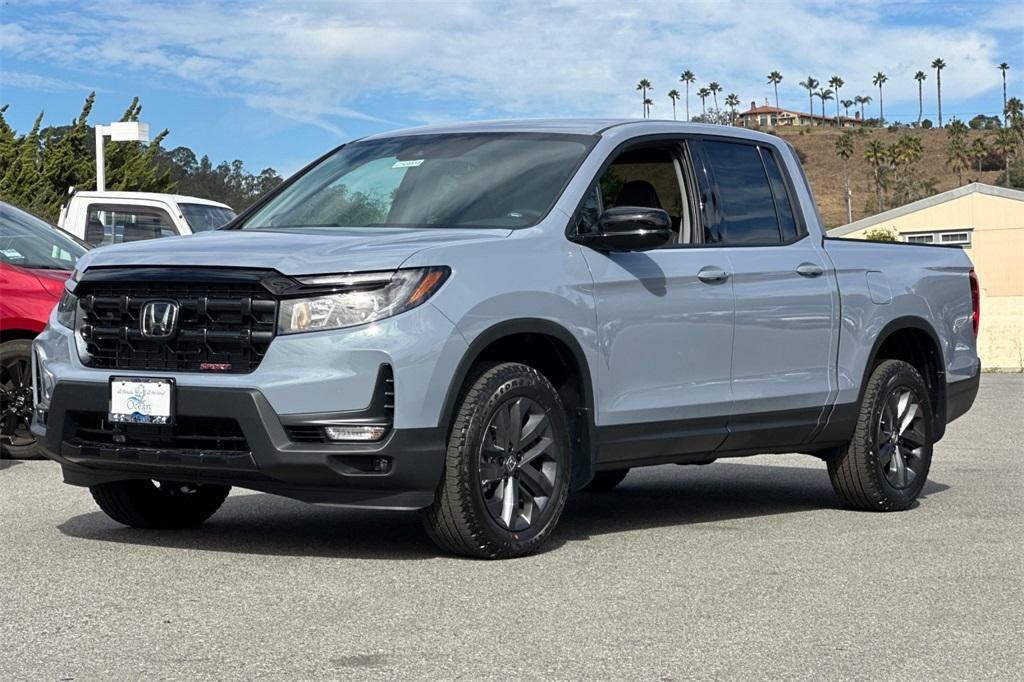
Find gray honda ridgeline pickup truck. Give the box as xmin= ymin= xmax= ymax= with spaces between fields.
xmin=32 ymin=120 xmax=981 ymax=558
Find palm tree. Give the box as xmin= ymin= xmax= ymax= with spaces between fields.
xmin=644 ymin=97 xmax=654 ymax=118
xmin=999 ymin=63 xmax=1010 ymax=125
xmin=708 ymin=82 xmax=722 ymax=111
xmin=817 ymin=88 xmax=834 ymax=121
xmin=1007 ymin=96 xmax=1024 ymax=125
xmin=840 ymin=99 xmax=854 ymax=120
xmin=835 ymin=132 xmax=855 ymax=222
xmin=767 ymin=71 xmax=783 ymax=109
xmin=668 ymin=89 xmax=681 ymax=120
xmin=873 ymin=72 xmax=888 ymax=123
xmin=680 ymin=70 xmax=696 ymax=121
xmin=828 ymin=76 xmax=844 ymax=124
xmin=858 ymin=95 xmax=872 ymax=121
xmin=971 ymin=137 xmax=989 ymax=172
xmin=991 ymin=127 xmax=1017 ymax=187
xmin=799 ymin=76 xmax=819 ymax=117
xmin=725 ymin=93 xmax=740 ymax=125
xmin=914 ymin=71 xmax=927 ymax=126
xmin=697 ymin=87 xmax=711 ymax=117
xmin=946 ymin=119 xmax=970 ymax=185
xmin=932 ymin=58 xmax=946 ymax=126
xmin=864 ymin=139 xmax=887 ymax=210
xmin=637 ymin=79 xmax=652 ymax=118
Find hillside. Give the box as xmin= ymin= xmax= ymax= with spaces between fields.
xmin=770 ymin=127 xmax=1006 ymax=229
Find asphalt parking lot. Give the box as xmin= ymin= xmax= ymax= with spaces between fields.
xmin=2 ymin=375 xmax=1021 ymax=680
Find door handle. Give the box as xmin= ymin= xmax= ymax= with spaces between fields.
xmin=796 ymin=263 xmax=824 ymax=278
xmin=697 ymin=266 xmax=729 ymax=284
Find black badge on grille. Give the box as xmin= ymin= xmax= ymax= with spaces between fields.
xmin=140 ymin=300 xmax=179 ymax=339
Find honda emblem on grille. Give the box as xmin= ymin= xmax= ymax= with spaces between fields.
xmin=140 ymin=300 xmax=179 ymax=339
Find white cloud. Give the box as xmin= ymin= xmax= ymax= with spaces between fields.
xmin=1 ymin=0 xmax=1015 ymax=132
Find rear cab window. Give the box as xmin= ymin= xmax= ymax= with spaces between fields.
xmin=84 ymin=204 xmax=177 ymax=246
xmin=689 ymin=138 xmax=807 ymax=246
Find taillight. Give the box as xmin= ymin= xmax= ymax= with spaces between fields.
xmin=969 ymin=269 xmax=980 ymax=337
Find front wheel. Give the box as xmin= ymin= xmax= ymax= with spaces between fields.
xmin=1 ymin=339 xmax=41 ymax=459
xmin=828 ymin=359 xmax=934 ymax=511
xmin=423 ymin=362 xmax=571 ymax=559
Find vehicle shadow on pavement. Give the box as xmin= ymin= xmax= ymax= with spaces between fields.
xmin=557 ymin=462 xmax=950 ymax=545
xmin=0 ymin=459 xmax=24 ymax=472
xmin=56 ymin=461 xmax=950 ymax=560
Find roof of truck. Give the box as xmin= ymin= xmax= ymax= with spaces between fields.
xmin=69 ymin=191 xmax=232 ymax=209
xmin=362 ymin=118 xmax=778 ymax=144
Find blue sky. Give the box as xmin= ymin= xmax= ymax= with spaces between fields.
xmin=1 ymin=0 xmax=1021 ymax=177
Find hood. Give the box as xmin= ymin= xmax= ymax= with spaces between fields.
xmin=78 ymin=227 xmax=511 ymax=276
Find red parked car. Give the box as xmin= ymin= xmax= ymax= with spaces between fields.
xmin=1 ymin=201 xmax=88 ymax=459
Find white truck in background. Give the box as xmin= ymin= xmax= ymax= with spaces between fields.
xmin=58 ymin=190 xmax=236 ymax=247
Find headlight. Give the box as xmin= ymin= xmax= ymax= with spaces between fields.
xmin=55 ymin=290 xmax=78 ymax=329
xmin=278 ymin=267 xmax=450 ymax=334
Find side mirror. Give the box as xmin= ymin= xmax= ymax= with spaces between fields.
xmin=573 ymin=206 xmax=672 ymax=252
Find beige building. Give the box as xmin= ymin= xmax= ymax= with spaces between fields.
xmin=829 ymin=183 xmax=1024 ymax=371
xmin=737 ymin=101 xmax=863 ymax=128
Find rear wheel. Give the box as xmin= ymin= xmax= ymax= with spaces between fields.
xmin=423 ymin=362 xmax=571 ymax=559
xmin=1 ymin=339 xmax=40 ymax=460
xmin=582 ymin=468 xmax=629 ymax=492
xmin=90 ymin=480 xmax=231 ymax=528
xmin=828 ymin=359 xmax=933 ymax=511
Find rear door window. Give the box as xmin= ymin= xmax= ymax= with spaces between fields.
xmin=84 ymin=204 xmax=177 ymax=246
xmin=759 ymin=148 xmax=801 ymax=242
xmin=701 ymin=140 xmax=782 ymax=246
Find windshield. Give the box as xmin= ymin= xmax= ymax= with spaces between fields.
xmin=180 ymin=203 xmax=237 ymax=232
xmin=0 ymin=203 xmax=88 ymax=270
xmin=240 ymin=133 xmax=595 ymax=230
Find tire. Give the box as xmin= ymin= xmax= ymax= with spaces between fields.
xmin=828 ymin=359 xmax=934 ymax=511
xmin=90 ymin=480 xmax=231 ymax=529
xmin=423 ymin=362 xmax=571 ymax=559
xmin=1 ymin=339 xmax=41 ymax=460
xmin=582 ymin=468 xmax=629 ymax=492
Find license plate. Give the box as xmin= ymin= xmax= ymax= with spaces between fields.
xmin=109 ymin=377 xmax=175 ymax=425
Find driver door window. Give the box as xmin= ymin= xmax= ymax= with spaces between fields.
xmin=576 ymin=145 xmax=694 ymax=246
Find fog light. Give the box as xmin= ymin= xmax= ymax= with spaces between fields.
xmin=323 ymin=425 xmax=388 ymax=442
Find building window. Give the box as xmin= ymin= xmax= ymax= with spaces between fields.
xmin=940 ymin=231 xmax=971 ymax=245
xmin=901 ymin=230 xmax=972 ymax=247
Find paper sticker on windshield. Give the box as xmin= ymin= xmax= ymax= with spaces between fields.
xmin=392 ymin=159 xmax=424 ymax=168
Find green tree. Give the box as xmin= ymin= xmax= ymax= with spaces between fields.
xmin=679 ymin=70 xmax=696 ymax=121
xmin=872 ymin=71 xmax=888 ymax=123
xmin=767 ymin=71 xmax=783 ymax=110
xmin=863 ymin=226 xmax=899 ymax=242
xmin=0 ymin=112 xmax=57 ymax=216
xmin=667 ymin=89 xmax=681 ymax=120
xmin=932 ymin=58 xmax=946 ymax=126
xmin=828 ymin=76 xmax=844 ymax=124
xmin=840 ymin=99 xmax=854 ymax=120
xmin=101 ymin=97 xmax=175 ymax=194
xmin=799 ymin=76 xmax=819 ymax=116
xmin=914 ymin=71 xmax=927 ymax=127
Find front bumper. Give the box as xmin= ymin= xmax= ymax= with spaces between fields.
xmin=33 ymin=380 xmax=445 ymax=510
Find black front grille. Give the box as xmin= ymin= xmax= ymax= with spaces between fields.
xmin=70 ymin=412 xmax=250 ymax=454
xmin=78 ymin=274 xmax=278 ymax=373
